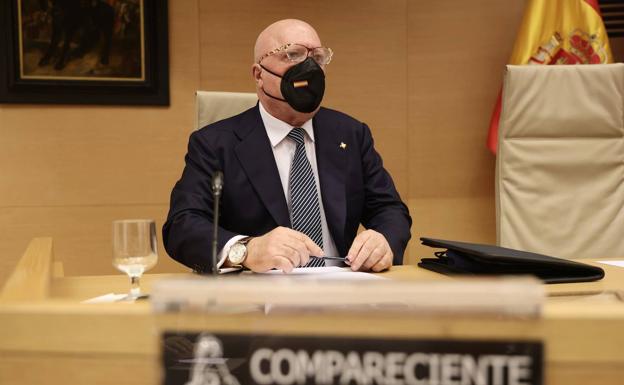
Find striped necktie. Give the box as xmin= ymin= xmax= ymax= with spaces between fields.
xmin=287 ymin=128 xmax=325 ymax=268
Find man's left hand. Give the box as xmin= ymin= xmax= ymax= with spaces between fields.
xmin=346 ymin=230 xmax=393 ymax=272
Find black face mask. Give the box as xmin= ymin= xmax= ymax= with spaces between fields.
xmin=260 ymin=57 xmax=325 ymax=113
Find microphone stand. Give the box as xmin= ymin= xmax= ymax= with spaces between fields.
xmin=211 ymin=171 xmax=224 ymax=276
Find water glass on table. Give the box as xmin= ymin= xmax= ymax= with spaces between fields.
xmin=112 ymin=219 xmax=158 ymax=300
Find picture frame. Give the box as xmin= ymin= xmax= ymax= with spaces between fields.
xmin=0 ymin=0 xmax=169 ymax=105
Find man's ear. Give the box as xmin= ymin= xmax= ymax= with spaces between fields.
xmin=252 ymin=64 xmax=262 ymax=86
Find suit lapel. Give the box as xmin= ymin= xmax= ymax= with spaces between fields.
xmin=234 ymin=106 xmax=291 ymax=227
xmin=313 ymin=109 xmax=347 ymax=254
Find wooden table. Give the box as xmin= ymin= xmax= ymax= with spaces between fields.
xmin=1 ymin=238 xmax=623 ymax=385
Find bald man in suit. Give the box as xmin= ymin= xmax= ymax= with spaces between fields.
xmin=163 ymin=19 xmax=411 ymax=273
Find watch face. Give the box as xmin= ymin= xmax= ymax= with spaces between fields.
xmin=228 ymin=243 xmax=247 ymax=265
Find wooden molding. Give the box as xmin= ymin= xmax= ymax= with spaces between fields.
xmin=0 ymin=237 xmax=54 ymax=302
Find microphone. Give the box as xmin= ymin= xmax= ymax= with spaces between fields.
xmin=211 ymin=171 xmax=224 ymax=275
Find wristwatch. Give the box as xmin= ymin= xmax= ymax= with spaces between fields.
xmin=227 ymin=237 xmax=252 ymax=266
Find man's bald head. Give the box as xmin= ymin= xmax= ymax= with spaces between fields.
xmin=254 ymin=19 xmax=322 ymax=63
xmin=251 ymin=19 xmax=325 ymax=127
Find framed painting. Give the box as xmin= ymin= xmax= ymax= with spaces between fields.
xmin=0 ymin=0 xmax=169 ymax=105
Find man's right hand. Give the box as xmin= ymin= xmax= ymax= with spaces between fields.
xmin=243 ymin=227 xmax=323 ymax=273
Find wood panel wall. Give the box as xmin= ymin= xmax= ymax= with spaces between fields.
xmin=0 ymin=0 xmax=525 ymax=285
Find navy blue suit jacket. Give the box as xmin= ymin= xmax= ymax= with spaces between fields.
xmin=163 ymin=105 xmax=411 ymax=272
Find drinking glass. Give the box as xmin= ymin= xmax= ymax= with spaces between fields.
xmin=112 ymin=219 xmax=158 ymax=300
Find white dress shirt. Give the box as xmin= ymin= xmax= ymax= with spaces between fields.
xmin=217 ymin=102 xmax=338 ymax=270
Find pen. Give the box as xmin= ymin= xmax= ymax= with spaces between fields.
xmin=316 ymin=256 xmax=350 ymax=264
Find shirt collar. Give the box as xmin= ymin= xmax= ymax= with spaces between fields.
xmin=259 ymin=101 xmax=315 ymax=147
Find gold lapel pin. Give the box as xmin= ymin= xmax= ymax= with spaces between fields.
xmin=340 ymin=142 xmax=347 ymax=149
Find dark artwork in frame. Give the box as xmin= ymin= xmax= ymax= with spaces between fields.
xmin=0 ymin=0 xmax=169 ymax=105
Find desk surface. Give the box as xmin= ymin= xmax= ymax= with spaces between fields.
xmin=49 ymin=259 xmax=624 ymax=314
xmin=1 ymin=240 xmax=624 ymax=385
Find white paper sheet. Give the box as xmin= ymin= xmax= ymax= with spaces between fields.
xmin=82 ymin=293 xmax=128 ymax=303
xmin=260 ymin=266 xmax=347 ymax=275
xmin=597 ymin=260 xmax=624 ymax=268
xmin=256 ymin=266 xmax=386 ymax=280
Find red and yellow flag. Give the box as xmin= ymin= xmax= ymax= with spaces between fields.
xmin=487 ymin=0 xmax=613 ymax=153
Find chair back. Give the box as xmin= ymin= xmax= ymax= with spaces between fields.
xmin=195 ymin=91 xmax=258 ymax=129
xmin=496 ymin=63 xmax=624 ymax=259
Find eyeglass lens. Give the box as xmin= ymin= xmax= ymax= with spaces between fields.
xmin=285 ymin=44 xmax=332 ymax=65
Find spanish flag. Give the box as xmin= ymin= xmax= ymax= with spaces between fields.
xmin=486 ymin=0 xmax=613 ymax=153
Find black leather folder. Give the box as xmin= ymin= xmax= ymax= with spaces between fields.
xmin=419 ymin=237 xmax=605 ymax=284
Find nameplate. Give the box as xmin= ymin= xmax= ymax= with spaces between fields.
xmin=162 ymin=332 xmax=543 ymax=385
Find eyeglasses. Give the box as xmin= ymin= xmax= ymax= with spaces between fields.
xmin=257 ymin=43 xmax=333 ymax=66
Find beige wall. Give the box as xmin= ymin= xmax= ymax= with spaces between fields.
xmin=0 ymin=0 xmax=526 ymax=285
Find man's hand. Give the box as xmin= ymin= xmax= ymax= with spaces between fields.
xmin=244 ymin=227 xmax=324 ymax=273
xmin=346 ymin=230 xmax=393 ymax=272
